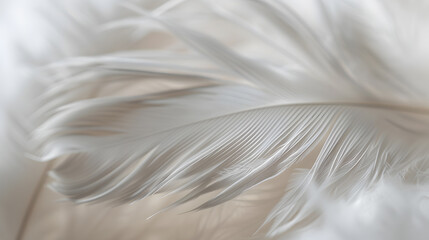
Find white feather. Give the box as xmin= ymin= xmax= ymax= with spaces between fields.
xmin=1 ymin=0 xmax=429 ymax=239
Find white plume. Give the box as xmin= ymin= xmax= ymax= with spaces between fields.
xmin=1 ymin=0 xmax=429 ymax=240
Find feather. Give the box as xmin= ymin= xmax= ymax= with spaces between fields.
xmin=2 ymin=0 xmax=429 ymax=239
